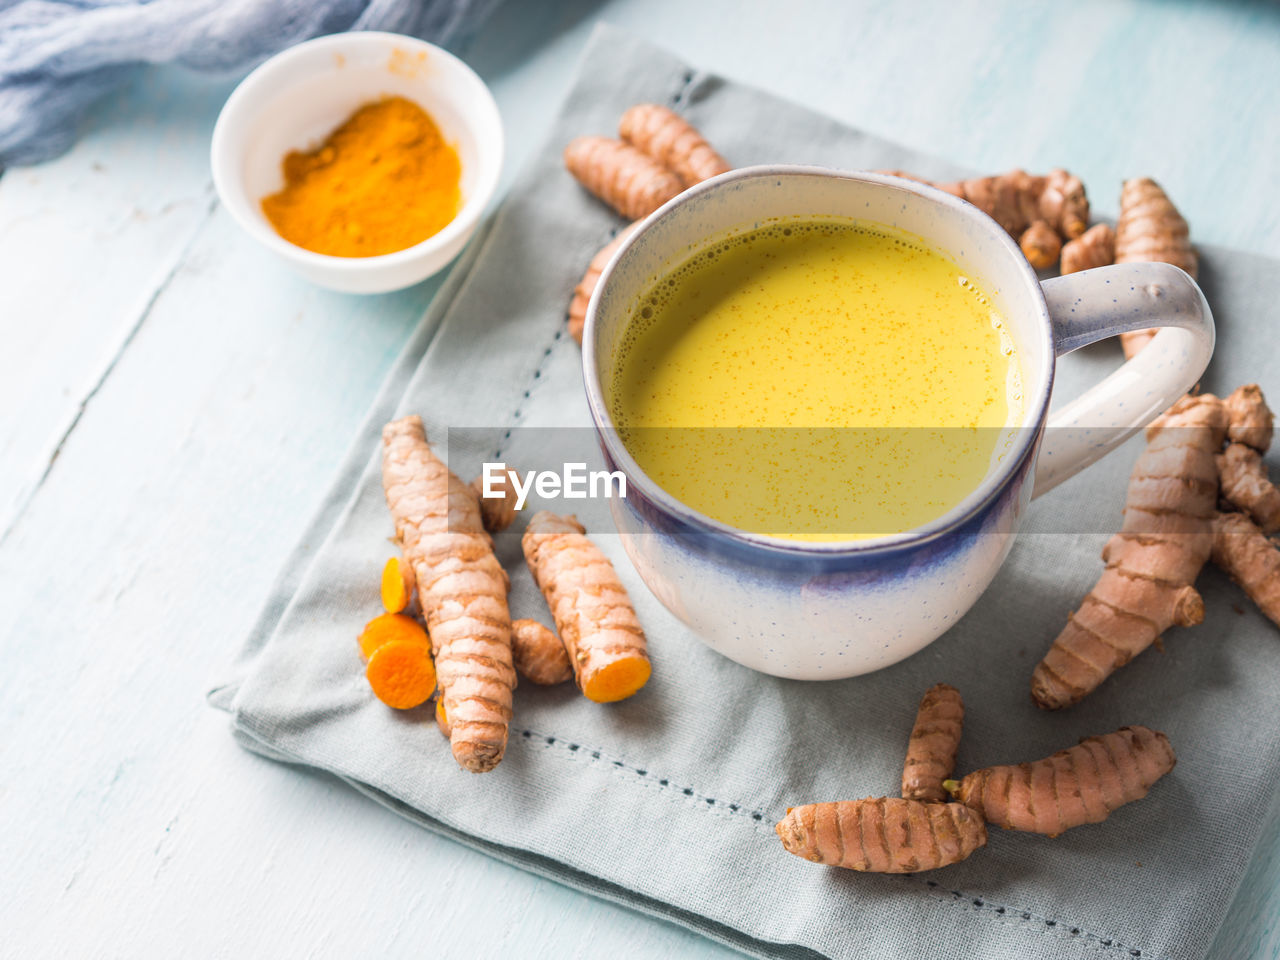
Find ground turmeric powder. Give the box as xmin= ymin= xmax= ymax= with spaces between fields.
xmin=262 ymin=96 xmax=461 ymax=258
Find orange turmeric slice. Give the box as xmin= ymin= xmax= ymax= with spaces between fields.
xmin=380 ymin=556 xmax=416 ymax=613
xmin=435 ymin=698 xmax=450 ymax=737
xmin=358 ymin=612 xmax=428 ymax=661
xmin=366 ymin=639 xmax=437 ymax=709
xmin=584 ymin=656 xmax=652 ymax=704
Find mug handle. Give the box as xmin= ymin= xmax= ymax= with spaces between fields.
xmin=1032 ymin=262 xmax=1215 ymax=497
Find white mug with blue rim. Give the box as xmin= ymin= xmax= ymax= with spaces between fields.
xmin=582 ymin=167 xmax=1214 ymax=680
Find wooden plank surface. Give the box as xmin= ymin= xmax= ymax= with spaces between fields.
xmin=2 ymin=1 xmax=1278 ymax=957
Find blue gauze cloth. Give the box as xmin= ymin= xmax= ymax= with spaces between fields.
xmin=0 ymin=0 xmax=502 ymax=166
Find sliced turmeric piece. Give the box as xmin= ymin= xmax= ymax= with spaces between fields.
xmin=901 ymin=683 xmax=964 ymax=803
xmin=380 ymin=556 xmax=416 ymax=613
xmin=366 ymin=639 xmax=437 ymax=709
xmin=358 ymin=612 xmax=428 ymax=661
xmin=522 ymin=511 xmax=650 ymax=703
xmin=1031 ymin=393 xmax=1226 ymax=709
xmin=776 ymin=798 xmax=986 ymax=873
xmin=382 ymin=415 xmax=515 ymax=773
xmin=511 ymin=618 xmax=573 ymax=686
xmin=563 ymin=136 xmax=683 ymax=220
xmin=435 ymin=697 xmax=450 ymax=738
xmin=946 ymin=726 xmax=1175 ymax=837
xmin=618 ymin=104 xmax=730 ymax=188
xmin=568 ymin=222 xmax=639 ymax=345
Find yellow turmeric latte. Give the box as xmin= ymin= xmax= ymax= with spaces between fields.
xmin=607 ymin=218 xmax=1023 ymax=540
xmin=261 ymin=96 xmax=461 ymax=257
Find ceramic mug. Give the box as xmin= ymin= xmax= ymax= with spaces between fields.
xmin=582 ymin=167 xmax=1214 ymax=680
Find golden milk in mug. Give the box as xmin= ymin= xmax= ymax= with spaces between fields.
xmin=607 ymin=217 xmax=1024 ymax=540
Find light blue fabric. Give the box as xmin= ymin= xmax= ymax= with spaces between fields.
xmin=0 ymin=0 xmax=502 ymax=165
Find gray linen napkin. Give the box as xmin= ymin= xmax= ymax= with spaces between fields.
xmin=210 ymin=24 xmax=1280 ymax=960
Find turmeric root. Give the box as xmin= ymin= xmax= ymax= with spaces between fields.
xmin=901 ymin=683 xmax=964 ymax=803
xmin=884 ymin=168 xmax=1088 ymax=242
xmin=1218 ymin=444 xmax=1280 ymax=534
xmin=1019 ymin=220 xmax=1061 ymax=270
xmin=522 ymin=511 xmax=651 ymax=702
xmin=1225 ymin=383 xmax=1274 ymax=454
xmin=380 ymin=556 xmax=416 ymax=613
xmin=1115 ymin=178 xmax=1197 ymax=358
xmin=470 ymin=470 xmax=522 ymax=534
xmin=1212 ymin=512 xmax=1280 ymax=627
xmin=1116 ymin=177 xmax=1196 ymax=275
xmin=1031 ymin=393 xmax=1227 ymax=709
xmin=1038 ymin=168 xmax=1090 ymax=240
xmin=382 ymin=415 xmax=516 ymax=773
xmin=511 ymin=618 xmax=573 ymax=685
xmin=568 ymin=222 xmax=639 ymax=345
xmin=1060 ymin=223 xmax=1115 ymax=275
xmin=366 ymin=639 xmax=437 ymax=710
xmin=564 ymin=137 xmax=683 ymax=221
xmin=618 ymin=104 xmax=730 ymax=188
xmin=947 ymin=168 xmax=1087 ymax=239
xmin=945 ymin=726 xmax=1175 ymax=837
xmin=1216 ymin=385 xmax=1280 ymax=533
xmin=776 ymin=798 xmax=986 ymax=873
xmin=435 ymin=697 xmax=450 ymax=738
xmin=358 ymin=611 xmax=428 ymax=661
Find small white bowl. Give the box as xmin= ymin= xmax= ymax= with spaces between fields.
xmin=211 ymin=32 xmax=503 ymax=294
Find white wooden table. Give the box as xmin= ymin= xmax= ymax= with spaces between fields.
xmin=4 ymin=1 xmax=1279 ymax=956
